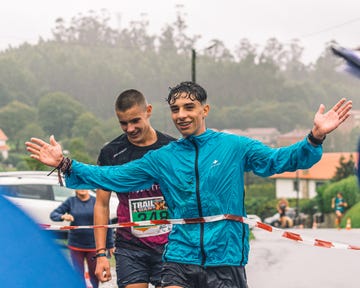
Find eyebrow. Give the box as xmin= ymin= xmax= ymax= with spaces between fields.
xmin=119 ymin=117 xmax=141 ymax=124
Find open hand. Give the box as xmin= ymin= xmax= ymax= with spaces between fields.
xmin=25 ymin=135 xmax=64 ymax=168
xmin=312 ymin=98 xmax=352 ymax=139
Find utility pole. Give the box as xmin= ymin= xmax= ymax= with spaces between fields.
xmin=191 ymin=41 xmax=217 ymax=83
xmin=295 ymin=170 xmax=300 ymax=225
xmin=191 ymin=48 xmax=196 ymax=83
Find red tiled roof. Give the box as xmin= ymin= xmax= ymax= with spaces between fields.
xmin=0 ymin=129 xmax=8 ymax=141
xmin=0 ymin=145 xmax=9 ymax=151
xmin=271 ymin=152 xmax=356 ymax=180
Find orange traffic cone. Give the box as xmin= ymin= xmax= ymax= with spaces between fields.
xmin=346 ymin=217 xmax=352 ymax=230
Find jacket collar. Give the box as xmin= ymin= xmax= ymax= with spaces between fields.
xmin=178 ymin=129 xmax=216 ymax=146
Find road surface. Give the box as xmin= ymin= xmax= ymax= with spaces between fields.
xmin=246 ymin=228 xmax=360 ymax=288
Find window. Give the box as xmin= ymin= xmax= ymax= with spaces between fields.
xmin=293 ymin=180 xmax=299 ymax=191
xmin=0 ymin=184 xmax=54 ymax=200
xmin=0 ymin=185 xmax=17 ymax=197
xmin=53 ymin=186 xmax=74 ymax=202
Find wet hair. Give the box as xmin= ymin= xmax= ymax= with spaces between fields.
xmin=166 ymin=81 xmax=207 ymax=105
xmin=115 ymin=89 xmax=147 ymax=111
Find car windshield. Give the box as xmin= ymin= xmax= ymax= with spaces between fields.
xmin=53 ymin=186 xmax=76 ymax=202
xmin=0 ymin=184 xmax=75 ymax=202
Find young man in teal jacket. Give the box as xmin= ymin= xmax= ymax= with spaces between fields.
xmin=26 ymin=81 xmax=352 ymax=288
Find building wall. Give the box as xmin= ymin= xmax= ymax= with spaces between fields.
xmin=275 ymin=178 xmax=318 ymax=199
xmin=1 ymin=150 xmax=8 ymax=159
xmin=276 ymin=179 xmax=297 ymax=199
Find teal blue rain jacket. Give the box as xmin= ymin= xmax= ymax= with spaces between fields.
xmin=65 ymin=129 xmax=322 ymax=267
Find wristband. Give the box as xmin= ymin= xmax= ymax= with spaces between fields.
xmin=47 ymin=157 xmax=72 ymax=186
xmin=92 ymin=253 xmax=107 ymax=260
xmin=308 ymin=130 xmax=326 ymax=145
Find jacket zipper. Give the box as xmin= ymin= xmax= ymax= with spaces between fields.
xmin=191 ymin=139 xmax=206 ymax=266
xmin=240 ymin=186 xmax=246 ymax=266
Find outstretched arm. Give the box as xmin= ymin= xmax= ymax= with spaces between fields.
xmin=311 ymin=98 xmax=352 ymax=141
xmin=25 ymin=135 xmax=64 ymax=168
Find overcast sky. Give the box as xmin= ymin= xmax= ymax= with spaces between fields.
xmin=1 ymin=0 xmax=359 ymax=63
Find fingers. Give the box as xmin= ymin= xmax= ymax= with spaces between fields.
xmin=29 ymin=137 xmax=47 ymax=147
xmin=333 ymin=99 xmax=352 ymax=116
xmin=317 ymin=103 xmax=325 ymax=115
xmin=95 ymin=260 xmax=112 ymax=283
xmin=332 ymin=98 xmax=347 ymax=112
xmin=101 ymin=269 xmax=112 ymax=282
xmin=25 ymin=140 xmax=41 ymax=151
xmin=25 ymin=141 xmax=42 ymax=159
xmin=337 ymin=100 xmax=352 ymax=123
xmin=49 ymin=135 xmax=57 ymax=146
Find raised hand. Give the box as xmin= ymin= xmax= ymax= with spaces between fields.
xmin=25 ymin=135 xmax=64 ymax=167
xmin=312 ymin=98 xmax=352 ymax=139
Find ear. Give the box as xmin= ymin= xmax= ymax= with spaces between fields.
xmin=146 ymin=104 xmax=153 ymax=116
xmin=203 ymin=104 xmax=210 ymax=118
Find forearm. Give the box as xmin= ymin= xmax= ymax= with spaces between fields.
xmin=94 ymin=195 xmax=111 ymax=251
xmin=65 ymin=160 xmax=155 ymax=191
xmin=50 ymin=211 xmax=63 ymax=221
xmin=250 ymin=137 xmax=322 ymax=177
xmin=50 ymin=202 xmax=69 ymax=221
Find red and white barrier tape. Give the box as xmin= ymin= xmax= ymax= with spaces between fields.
xmin=41 ymin=214 xmax=360 ymax=251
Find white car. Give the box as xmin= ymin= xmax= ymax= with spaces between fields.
xmin=247 ymin=214 xmax=262 ymax=229
xmin=0 ymin=171 xmax=118 ymax=233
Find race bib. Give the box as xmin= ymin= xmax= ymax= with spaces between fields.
xmin=129 ymin=196 xmax=172 ymax=238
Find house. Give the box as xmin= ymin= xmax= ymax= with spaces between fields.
xmin=271 ymin=152 xmax=356 ymax=199
xmin=223 ymin=128 xmax=280 ymax=146
xmin=0 ymin=129 xmax=9 ymax=160
xmin=276 ymin=129 xmax=308 ymax=146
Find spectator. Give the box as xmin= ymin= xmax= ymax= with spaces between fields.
xmin=50 ymin=189 xmax=114 ymax=288
xmin=277 ymin=198 xmax=293 ymax=228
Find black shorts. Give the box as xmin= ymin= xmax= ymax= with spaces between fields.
xmin=161 ymin=262 xmax=248 ymax=288
xmin=115 ymin=247 xmax=163 ymax=288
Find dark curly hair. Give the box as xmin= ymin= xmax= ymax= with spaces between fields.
xmin=166 ymin=81 xmax=207 ymax=105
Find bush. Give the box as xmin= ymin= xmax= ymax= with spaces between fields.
xmin=342 ymin=201 xmax=360 ymax=228
xmin=245 ymin=197 xmax=276 ymax=220
xmin=316 ymin=176 xmax=360 ymax=214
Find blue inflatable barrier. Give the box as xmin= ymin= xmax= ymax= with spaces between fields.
xmin=0 ymin=194 xmax=84 ymax=288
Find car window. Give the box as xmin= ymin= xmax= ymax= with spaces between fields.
xmin=53 ymin=186 xmax=75 ymax=202
xmin=0 ymin=185 xmax=17 ymax=197
xmin=0 ymin=184 xmax=54 ymax=200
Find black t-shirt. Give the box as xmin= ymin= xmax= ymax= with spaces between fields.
xmin=97 ymin=130 xmax=176 ymax=253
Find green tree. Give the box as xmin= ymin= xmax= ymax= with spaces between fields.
xmin=71 ymin=112 xmax=101 ymax=138
xmin=16 ymin=123 xmax=46 ymax=151
xmin=331 ymin=154 xmax=356 ymax=182
xmin=52 ymin=10 xmax=119 ymax=46
xmin=0 ymin=101 xmax=37 ymax=150
xmin=38 ymin=92 xmax=84 ymax=138
xmin=0 ymin=57 xmax=36 ymax=106
xmin=61 ymin=137 xmax=95 ymax=164
xmin=85 ymin=126 xmax=107 ymax=159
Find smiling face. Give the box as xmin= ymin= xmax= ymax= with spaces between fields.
xmin=116 ymin=104 xmax=154 ymax=146
xmin=169 ymin=92 xmax=210 ymax=137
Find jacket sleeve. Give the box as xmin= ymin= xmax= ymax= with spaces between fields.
xmin=65 ymin=155 xmax=158 ymax=192
xmin=244 ymin=137 xmax=322 ymax=177
xmin=50 ymin=198 xmax=72 ymax=221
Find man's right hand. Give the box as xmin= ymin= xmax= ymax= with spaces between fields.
xmin=95 ymin=257 xmax=112 ymax=282
xmin=25 ymin=135 xmax=64 ymax=167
